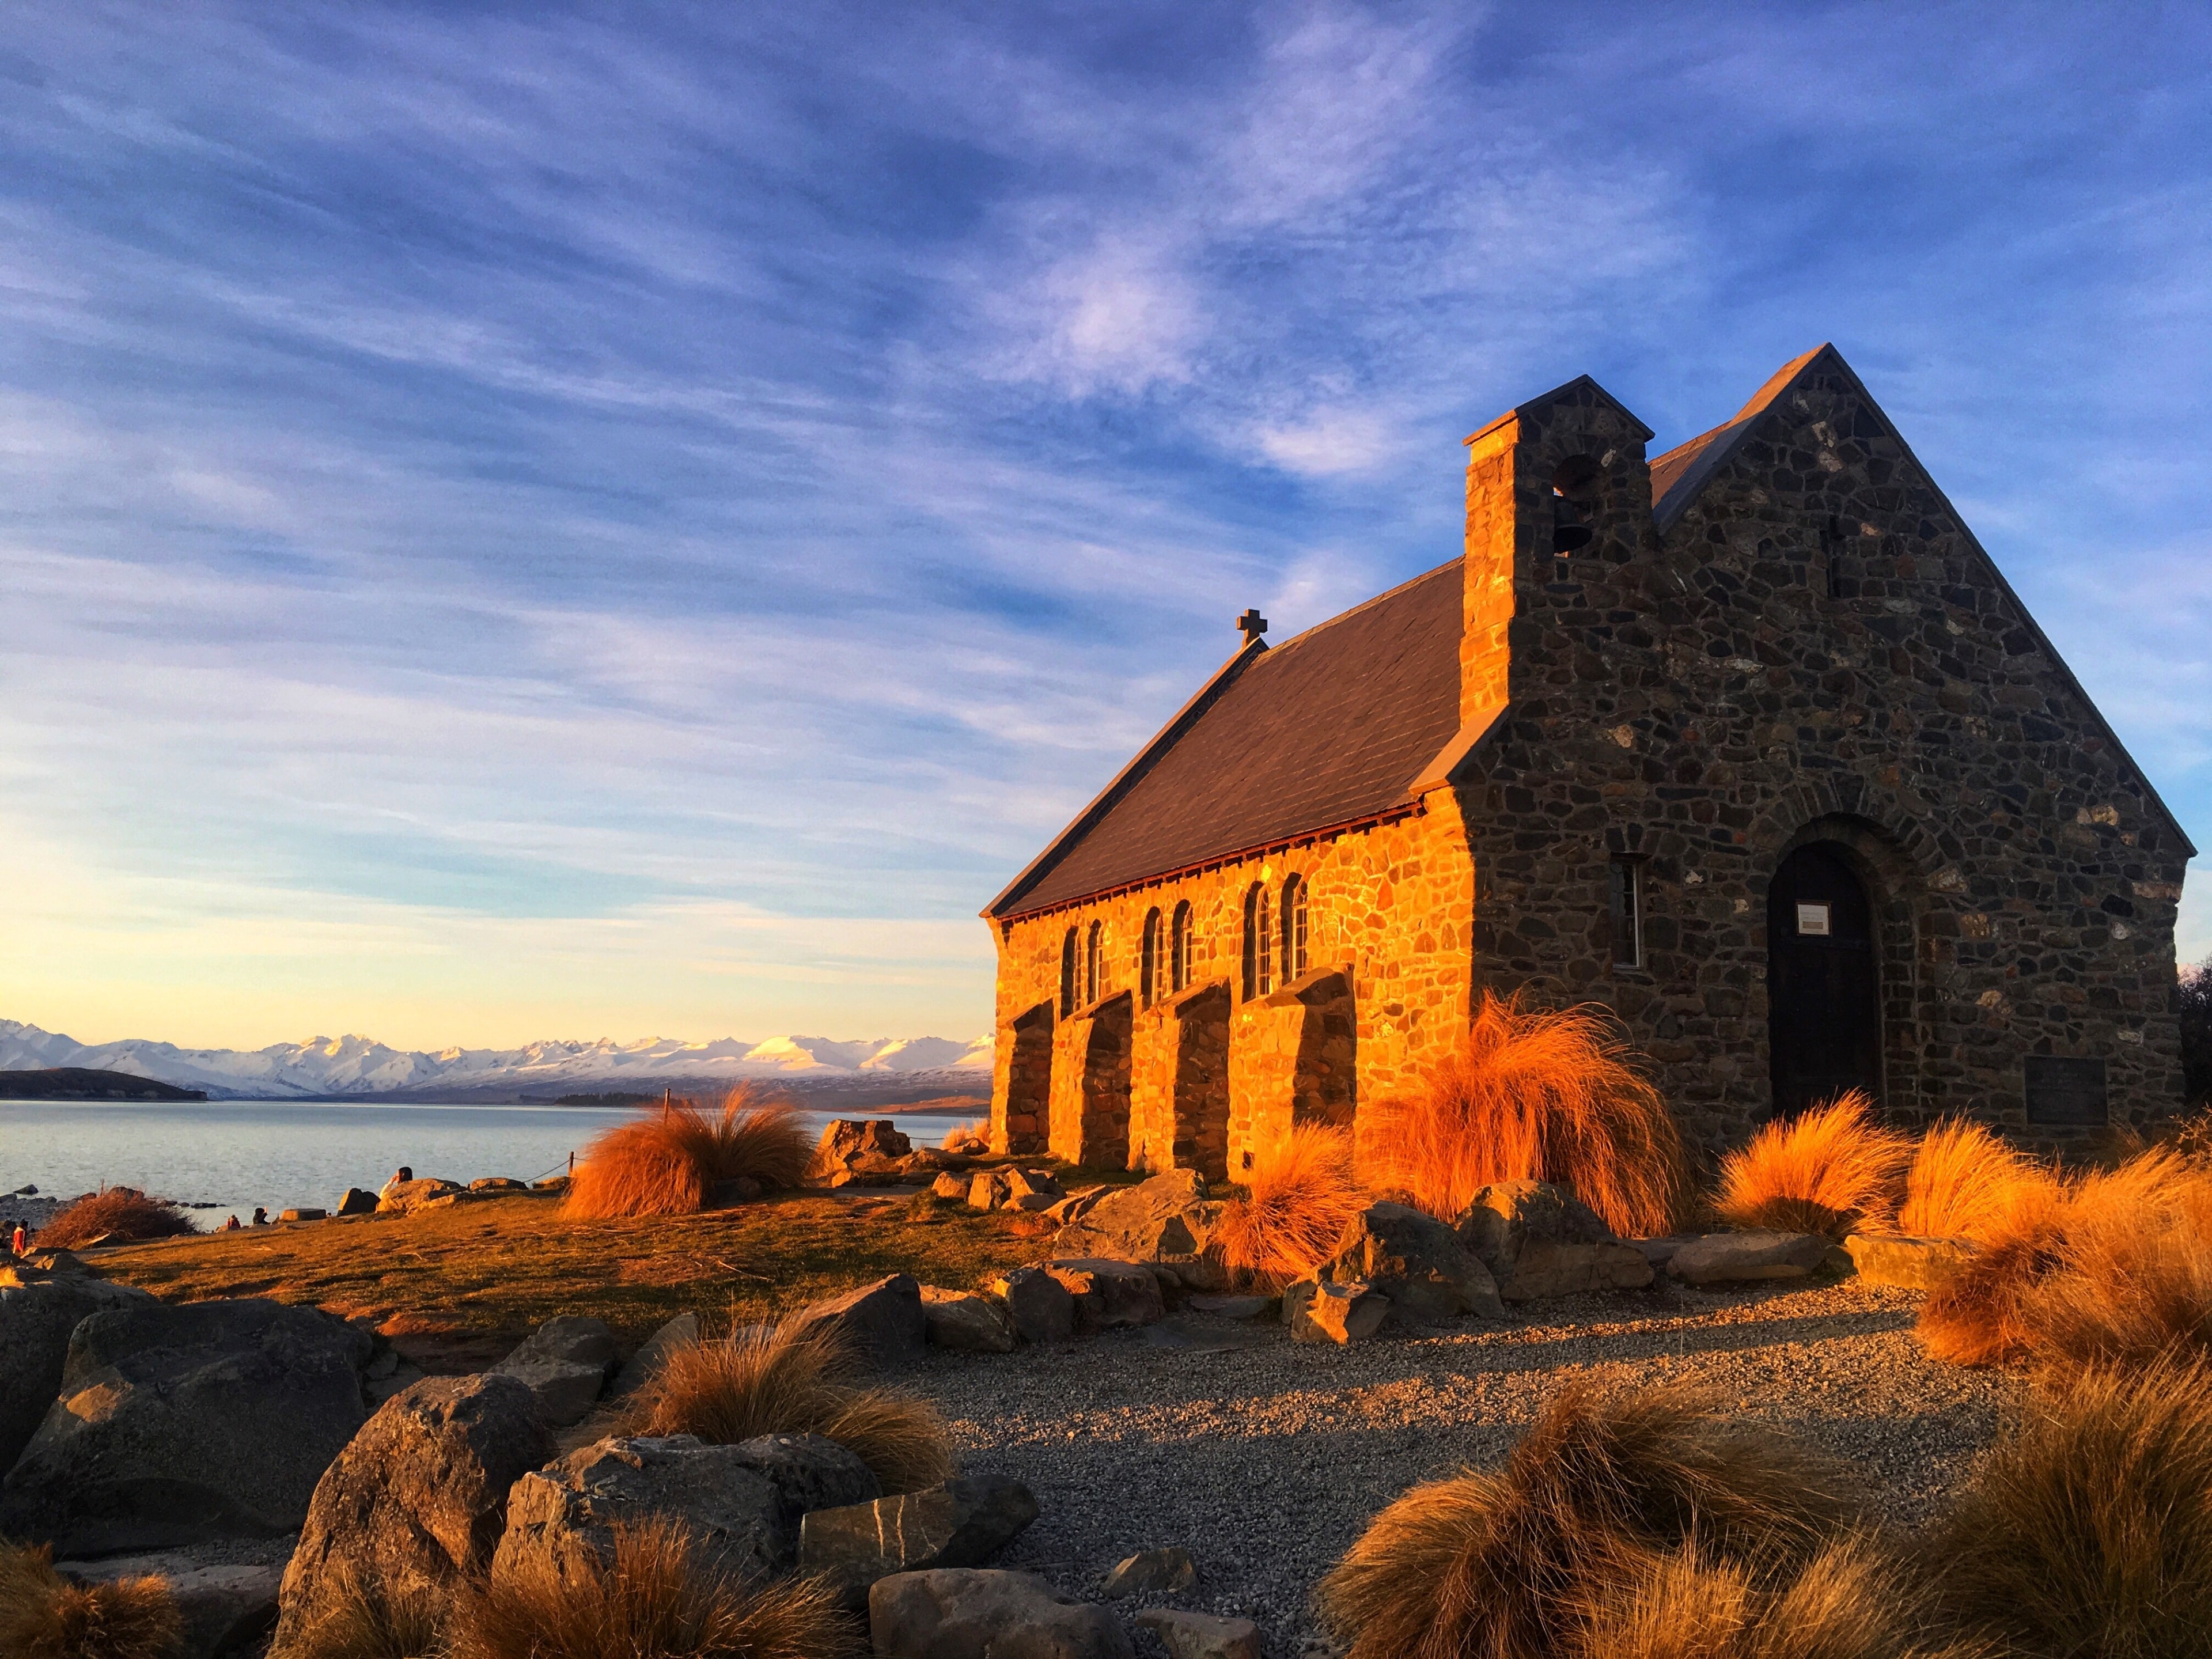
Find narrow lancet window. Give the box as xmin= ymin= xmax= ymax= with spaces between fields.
xmin=1059 ymin=928 xmax=1077 ymax=1017
xmin=1282 ymin=874 xmax=1308 ymax=980
xmin=1085 ymin=919 xmax=1103 ymax=1006
xmin=1609 ymin=858 xmax=1644 ymax=969
xmin=1140 ymin=908 xmax=1161 ymax=1007
xmin=1171 ymin=901 xmax=1193 ymax=994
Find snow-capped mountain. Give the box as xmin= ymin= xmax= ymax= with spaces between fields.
xmin=0 ymin=1020 xmax=991 ymax=1100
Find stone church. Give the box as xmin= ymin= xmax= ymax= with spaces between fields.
xmin=982 ymin=345 xmax=2195 ymax=1176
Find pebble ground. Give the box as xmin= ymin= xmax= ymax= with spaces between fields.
xmin=921 ymin=1276 xmax=2019 ymax=1658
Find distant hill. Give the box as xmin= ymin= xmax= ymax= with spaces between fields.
xmin=0 ymin=1067 xmax=208 ymax=1101
xmin=0 ymin=1020 xmax=991 ymax=1101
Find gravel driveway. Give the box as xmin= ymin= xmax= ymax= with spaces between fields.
xmin=919 ymin=1277 xmax=2018 ymax=1657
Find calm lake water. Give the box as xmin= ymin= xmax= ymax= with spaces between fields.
xmin=0 ymin=1099 xmax=975 ymax=1224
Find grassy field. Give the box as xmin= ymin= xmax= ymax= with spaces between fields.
xmin=84 ymin=1189 xmax=1052 ymax=1365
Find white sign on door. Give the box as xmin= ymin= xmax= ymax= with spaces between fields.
xmin=1796 ymin=903 xmax=1832 ymax=937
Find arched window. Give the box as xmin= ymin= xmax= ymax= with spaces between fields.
xmin=1170 ymin=900 xmax=1193 ymax=994
xmin=1242 ymin=881 xmax=1273 ymax=999
xmin=1282 ymin=874 xmax=1308 ymax=981
xmin=1140 ymin=908 xmax=1161 ymax=1007
xmin=1085 ymin=919 xmax=1103 ymax=1006
xmin=1059 ymin=929 xmax=1077 ymax=1018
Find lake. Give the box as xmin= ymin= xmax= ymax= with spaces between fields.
xmin=0 ymin=1099 xmax=979 ymax=1223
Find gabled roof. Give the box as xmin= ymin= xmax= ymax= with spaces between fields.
xmin=1649 ymin=344 xmax=1828 ymax=531
xmin=1467 ymin=372 xmax=1657 ymax=448
xmin=986 ymin=559 xmax=1465 ymax=919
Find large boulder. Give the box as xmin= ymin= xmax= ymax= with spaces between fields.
xmin=800 ymin=1475 xmax=1039 ymax=1604
xmin=58 ymin=1552 xmax=283 ymax=1659
xmin=1842 ymin=1233 xmax=1978 ymax=1290
xmin=271 ymin=1372 xmax=553 ymax=1653
xmin=1051 ymin=1171 xmax=1227 ymax=1289
xmin=1042 ymin=1260 xmax=1166 ymax=1331
xmin=921 ymin=1287 xmax=1017 ymax=1354
xmin=814 ymin=1119 xmax=912 ymax=1180
xmin=870 ymin=1569 xmax=1132 ymax=1659
xmin=988 ymin=1268 xmax=1075 ymax=1344
xmin=492 ymin=1433 xmax=878 ymax=1591
xmin=1285 ymin=1278 xmax=1390 ymax=1344
xmin=1323 ymin=1202 xmax=1505 ymax=1321
xmin=376 ymin=1177 xmax=463 ymax=1214
xmin=488 ymin=1315 xmax=619 ymax=1426
xmin=608 ymin=1311 xmax=699 ymax=1399
xmin=1667 ymin=1230 xmax=1832 ymax=1286
xmin=0 ymin=1298 xmax=372 ymax=1556
xmin=1453 ymin=1181 xmax=1656 ymax=1300
xmin=0 ymin=1274 xmax=155 ymax=1472
xmin=789 ymin=1274 xmax=926 ymax=1365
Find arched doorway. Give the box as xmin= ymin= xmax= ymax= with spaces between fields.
xmin=1767 ymin=843 xmax=1883 ymax=1118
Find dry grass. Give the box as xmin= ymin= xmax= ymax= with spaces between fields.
xmin=35 ymin=1188 xmax=196 ymax=1250
xmin=566 ymin=1088 xmax=813 ymax=1220
xmin=618 ymin=1319 xmax=951 ymax=1494
xmin=1714 ymin=1092 xmax=1912 ymax=1240
xmin=939 ymin=1119 xmax=990 ymax=1154
xmin=1316 ymin=1382 xmax=1859 ymax=1659
xmin=450 ymin=1515 xmax=860 ymax=1659
xmin=1362 ymin=993 xmax=1685 ymax=1237
xmin=1895 ymin=1119 xmax=2053 ymax=1243
xmin=272 ymin=1569 xmax=446 ymax=1659
xmin=0 ymin=1540 xmax=183 ymax=1659
xmin=1928 ymin=1357 xmax=2212 ymax=1658
xmin=1214 ymin=1123 xmax=1368 ymax=1287
xmin=1916 ymin=1148 xmax=2210 ymax=1369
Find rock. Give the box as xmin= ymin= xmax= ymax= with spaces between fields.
xmin=932 ymin=1171 xmax=971 ymax=1202
xmin=1042 ymin=1188 xmax=1110 ymax=1226
xmin=494 ymin=1432 xmax=878 ymax=1592
xmin=1666 ymin=1230 xmax=1832 ymax=1286
xmin=1051 ymin=1171 xmax=1228 ymax=1290
xmin=469 ymin=1177 xmax=528 ymax=1192
xmin=1287 ymin=1278 xmax=1390 ymax=1344
xmin=870 ymin=1568 xmax=1132 ymax=1659
xmin=0 ymin=1273 xmax=156 ymax=1472
xmin=1137 ymin=1609 xmax=1262 ymax=1659
xmin=708 ymin=1175 xmax=765 ymax=1205
xmin=334 ymin=1187 xmax=379 ymax=1217
xmin=801 ymin=1474 xmax=1040 ymax=1605
xmin=988 ymin=1267 xmax=1075 ymax=1344
xmin=1453 ymin=1181 xmax=1656 ymax=1300
xmin=1325 ymin=1202 xmax=1505 ymax=1321
xmin=921 ymin=1287 xmax=1017 ymax=1353
xmin=968 ymin=1171 xmax=1011 ymax=1211
xmin=1184 ymin=1293 xmax=1272 ymax=1319
xmin=532 ymin=1175 xmax=570 ymax=1194
xmin=270 ymin=1372 xmax=554 ymax=1651
xmin=815 ymin=1119 xmax=913 ymax=1179
xmin=1005 ymin=1167 xmax=1064 ymax=1203
xmin=1843 ymin=1233 xmax=1979 ymax=1290
xmin=376 ymin=1176 xmax=463 ymax=1214
xmin=59 ymin=1554 xmax=283 ymax=1659
xmin=1100 ymin=1546 xmax=1196 ymax=1597
xmin=489 ymin=1315 xmax=620 ymax=1426
xmin=1043 ymin=1259 xmax=1166 ymax=1330
xmin=1 ymin=1298 xmax=373 ymax=1557
xmin=279 ymin=1207 xmax=327 ymax=1222
xmin=1630 ymin=1236 xmax=1695 ymax=1267
xmin=608 ymin=1311 xmax=699 ymax=1399
xmin=789 ymin=1273 xmax=926 ymax=1365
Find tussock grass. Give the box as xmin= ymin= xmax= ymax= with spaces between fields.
xmin=1928 ymin=1357 xmax=2212 ymax=1659
xmin=1896 ymin=1118 xmax=2052 ymax=1243
xmin=452 ymin=1515 xmax=859 ymax=1659
xmin=273 ymin=1568 xmax=446 ymax=1659
xmin=1214 ymin=1123 xmax=1368 ymax=1286
xmin=1316 ymin=1382 xmax=1858 ymax=1659
xmin=618 ymin=1320 xmax=950 ymax=1494
xmin=939 ymin=1119 xmax=990 ymax=1154
xmin=567 ymin=1088 xmax=810 ymax=1220
xmin=1916 ymin=1148 xmax=2211 ymax=1369
xmin=35 ymin=1188 xmax=196 ymax=1251
xmin=1714 ymin=1092 xmax=1912 ymax=1240
xmin=0 ymin=1540 xmax=182 ymax=1659
xmin=1363 ymin=993 xmax=1684 ymax=1238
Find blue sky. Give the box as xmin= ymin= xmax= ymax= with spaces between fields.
xmin=2 ymin=2 xmax=2207 ymax=1050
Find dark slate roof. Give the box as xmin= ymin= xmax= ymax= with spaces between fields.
xmin=990 ymin=559 xmax=1465 ymax=916
xmin=1650 ymin=344 xmax=1828 ymax=531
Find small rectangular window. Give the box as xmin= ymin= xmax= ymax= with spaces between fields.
xmin=1608 ymin=857 xmax=1643 ymax=969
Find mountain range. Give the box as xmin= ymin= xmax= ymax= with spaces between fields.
xmin=0 ymin=1020 xmax=991 ymax=1101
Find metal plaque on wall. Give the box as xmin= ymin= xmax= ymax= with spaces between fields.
xmin=2024 ymin=1056 xmax=2108 ymax=1127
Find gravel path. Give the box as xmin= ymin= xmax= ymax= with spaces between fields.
xmin=918 ymin=1277 xmax=2019 ymax=1658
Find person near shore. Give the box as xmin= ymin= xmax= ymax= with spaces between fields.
xmin=251 ymin=1207 xmax=268 ymax=1226
xmin=9 ymin=1222 xmax=25 ymax=1256
xmin=382 ymin=1166 xmax=414 ymax=1194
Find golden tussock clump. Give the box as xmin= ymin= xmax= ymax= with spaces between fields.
xmin=0 ymin=1539 xmax=182 ymax=1659
xmin=566 ymin=1086 xmax=811 ymax=1220
xmin=272 ymin=1568 xmax=445 ymax=1659
xmin=1916 ymin=1147 xmax=2211 ymax=1370
xmin=1895 ymin=1118 xmax=2054 ymax=1243
xmin=619 ymin=1320 xmax=951 ymax=1494
xmin=938 ymin=1118 xmax=991 ymax=1154
xmin=1213 ymin=1123 xmax=1369 ymax=1287
xmin=1927 ymin=1357 xmax=2212 ymax=1659
xmin=33 ymin=1188 xmax=197 ymax=1251
xmin=1362 ymin=993 xmax=1685 ymax=1238
xmin=1316 ymin=1382 xmax=1859 ymax=1659
xmin=1713 ymin=1090 xmax=1912 ymax=1240
xmin=449 ymin=1514 xmax=861 ymax=1659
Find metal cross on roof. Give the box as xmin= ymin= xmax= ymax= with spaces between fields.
xmin=1237 ymin=607 xmax=1268 ymax=643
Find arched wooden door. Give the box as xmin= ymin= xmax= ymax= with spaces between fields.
xmin=1767 ymin=843 xmax=1883 ymax=1118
